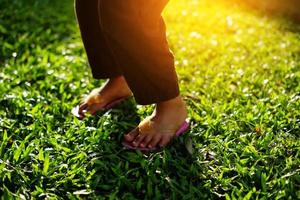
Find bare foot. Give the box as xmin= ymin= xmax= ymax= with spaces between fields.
xmin=78 ymin=76 xmax=133 ymax=117
xmin=124 ymin=96 xmax=188 ymax=149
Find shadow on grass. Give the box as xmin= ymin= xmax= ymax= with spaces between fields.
xmin=84 ymin=100 xmax=210 ymax=199
xmin=0 ymin=0 xmax=76 ymax=61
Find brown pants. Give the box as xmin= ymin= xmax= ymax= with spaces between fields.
xmin=75 ymin=0 xmax=179 ymax=105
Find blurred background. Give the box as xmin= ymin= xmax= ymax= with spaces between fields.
xmin=230 ymin=0 xmax=300 ymax=22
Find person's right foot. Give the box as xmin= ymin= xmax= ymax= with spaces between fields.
xmin=78 ymin=76 xmax=133 ymax=118
xmin=123 ymin=95 xmax=188 ymax=150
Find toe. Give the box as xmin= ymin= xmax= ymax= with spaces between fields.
xmin=148 ymin=135 xmax=163 ymax=149
xmin=139 ymin=135 xmax=153 ymax=148
xmin=78 ymin=103 xmax=88 ymax=116
xmin=124 ymin=128 xmax=139 ymax=142
xmin=158 ymin=135 xmax=172 ymax=148
xmin=88 ymin=104 xmax=105 ymax=115
xmin=132 ymin=134 xmax=146 ymax=147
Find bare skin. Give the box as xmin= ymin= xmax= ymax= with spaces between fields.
xmin=79 ymin=76 xmax=188 ymax=148
xmin=124 ymin=96 xmax=188 ymax=149
xmin=78 ymin=76 xmax=133 ymax=116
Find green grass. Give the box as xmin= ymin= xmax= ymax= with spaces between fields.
xmin=0 ymin=0 xmax=299 ymax=199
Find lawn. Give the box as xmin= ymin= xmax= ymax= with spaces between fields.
xmin=0 ymin=0 xmax=299 ymax=199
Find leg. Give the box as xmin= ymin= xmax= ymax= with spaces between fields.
xmin=98 ymin=0 xmax=188 ymax=148
xmin=75 ymin=0 xmax=122 ymax=78
xmin=99 ymin=0 xmax=180 ymax=105
xmin=74 ymin=0 xmax=132 ymax=118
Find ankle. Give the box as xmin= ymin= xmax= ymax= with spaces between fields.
xmin=153 ymin=96 xmax=187 ymax=120
xmin=110 ymin=75 xmax=125 ymax=83
xmin=156 ymin=96 xmax=186 ymax=110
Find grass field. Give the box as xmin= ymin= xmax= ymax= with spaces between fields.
xmin=0 ymin=0 xmax=299 ymax=199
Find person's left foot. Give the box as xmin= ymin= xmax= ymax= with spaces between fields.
xmin=77 ymin=76 xmax=133 ymax=118
xmin=123 ymin=96 xmax=188 ymax=149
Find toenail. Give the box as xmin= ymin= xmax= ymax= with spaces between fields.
xmin=125 ymin=135 xmax=131 ymax=139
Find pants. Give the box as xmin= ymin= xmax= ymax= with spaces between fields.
xmin=75 ymin=0 xmax=180 ymax=105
